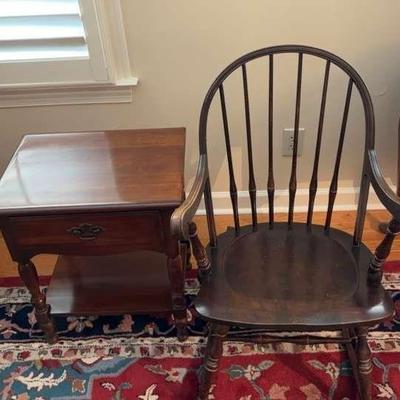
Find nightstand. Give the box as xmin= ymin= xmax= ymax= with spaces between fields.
xmin=0 ymin=128 xmax=188 ymax=343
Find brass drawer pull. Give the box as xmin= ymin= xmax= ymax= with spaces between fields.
xmin=67 ymin=223 xmax=105 ymax=241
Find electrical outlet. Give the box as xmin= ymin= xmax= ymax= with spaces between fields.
xmin=282 ymin=128 xmax=305 ymax=156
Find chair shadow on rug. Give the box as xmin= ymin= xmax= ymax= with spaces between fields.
xmin=171 ymin=45 xmax=400 ymax=399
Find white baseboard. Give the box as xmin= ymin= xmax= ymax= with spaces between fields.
xmin=195 ymin=185 xmax=395 ymax=215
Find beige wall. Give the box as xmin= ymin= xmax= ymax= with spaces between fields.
xmin=0 ymin=0 xmax=399 ymax=204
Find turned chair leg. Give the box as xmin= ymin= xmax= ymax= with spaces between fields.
xmin=356 ymin=327 xmax=372 ymax=400
xmin=18 ymin=260 xmax=58 ymax=344
xmin=199 ymin=323 xmax=229 ymax=400
xmin=343 ymin=328 xmax=362 ymax=395
xmin=189 ymin=221 xmax=211 ymax=281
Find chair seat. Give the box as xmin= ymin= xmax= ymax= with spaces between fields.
xmin=194 ymin=223 xmax=393 ymax=330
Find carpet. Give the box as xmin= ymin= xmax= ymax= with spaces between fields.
xmin=0 ymin=264 xmax=400 ymax=399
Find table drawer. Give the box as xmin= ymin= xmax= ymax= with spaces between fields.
xmin=8 ymin=211 xmax=164 ymax=254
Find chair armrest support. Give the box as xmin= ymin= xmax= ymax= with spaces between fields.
xmin=171 ymin=154 xmax=208 ymax=240
xmin=368 ymin=149 xmax=400 ymax=220
xmin=367 ymin=149 xmax=400 ymax=285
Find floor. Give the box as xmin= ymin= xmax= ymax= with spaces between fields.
xmin=0 ymin=209 xmax=397 ymax=278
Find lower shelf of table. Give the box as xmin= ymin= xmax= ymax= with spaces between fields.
xmin=46 ymin=251 xmax=173 ymax=316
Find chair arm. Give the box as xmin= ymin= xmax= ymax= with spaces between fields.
xmin=171 ymin=154 xmax=208 ymax=240
xmin=368 ymin=149 xmax=400 ymax=220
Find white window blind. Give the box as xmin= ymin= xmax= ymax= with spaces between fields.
xmin=0 ymin=0 xmax=89 ymax=62
xmin=0 ymin=0 xmax=109 ymax=86
xmin=0 ymin=0 xmax=137 ymax=107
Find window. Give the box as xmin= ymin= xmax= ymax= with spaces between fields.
xmin=0 ymin=0 xmax=137 ymax=107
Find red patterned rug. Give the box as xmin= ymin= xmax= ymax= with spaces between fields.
xmin=1 ymin=263 xmax=400 ymax=399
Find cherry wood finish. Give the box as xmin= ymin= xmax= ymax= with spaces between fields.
xmin=0 ymin=129 xmax=185 ymax=214
xmin=171 ymin=46 xmax=400 ymax=399
xmin=6 ymin=211 xmax=165 ymax=259
xmin=0 ymin=128 xmax=188 ymax=342
xmin=47 ymin=251 xmax=172 ymax=315
xmin=18 ymin=260 xmax=58 ymax=343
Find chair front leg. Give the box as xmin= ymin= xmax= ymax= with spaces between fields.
xmin=356 ymin=327 xmax=372 ymax=400
xmin=343 ymin=328 xmax=361 ymax=393
xmin=199 ymin=323 xmax=229 ymax=400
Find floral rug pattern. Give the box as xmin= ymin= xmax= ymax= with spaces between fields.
xmin=2 ymin=352 xmax=400 ymax=399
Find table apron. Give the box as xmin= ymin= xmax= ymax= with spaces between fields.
xmin=3 ymin=211 xmax=170 ymax=260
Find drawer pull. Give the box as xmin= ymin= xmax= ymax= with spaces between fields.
xmin=67 ymin=223 xmax=105 ymax=241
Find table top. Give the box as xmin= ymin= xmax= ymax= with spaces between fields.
xmin=0 ymin=128 xmax=185 ymax=215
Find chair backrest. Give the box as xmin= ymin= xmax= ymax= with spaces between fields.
xmin=199 ymin=45 xmax=375 ymax=246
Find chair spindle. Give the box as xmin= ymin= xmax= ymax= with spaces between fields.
xmin=219 ymin=84 xmax=240 ymax=232
xmin=242 ymin=64 xmax=257 ymax=229
xmin=307 ymin=60 xmax=331 ymax=226
xmin=267 ymin=55 xmax=275 ymax=227
xmin=288 ymin=53 xmax=303 ymax=226
xmin=325 ymin=79 xmax=353 ymax=230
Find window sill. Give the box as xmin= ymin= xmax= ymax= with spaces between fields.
xmin=0 ymin=78 xmax=138 ymax=108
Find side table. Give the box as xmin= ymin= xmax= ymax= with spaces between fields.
xmin=0 ymin=128 xmax=190 ymax=342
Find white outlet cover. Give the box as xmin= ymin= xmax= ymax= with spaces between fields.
xmin=282 ymin=128 xmax=305 ymax=157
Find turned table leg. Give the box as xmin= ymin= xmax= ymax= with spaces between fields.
xmin=18 ymin=260 xmax=58 ymax=344
xmin=198 ymin=323 xmax=229 ymax=400
xmin=167 ymin=241 xmax=188 ymax=341
xmin=356 ymin=327 xmax=372 ymax=400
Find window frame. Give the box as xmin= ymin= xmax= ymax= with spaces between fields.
xmin=0 ymin=0 xmax=137 ymax=108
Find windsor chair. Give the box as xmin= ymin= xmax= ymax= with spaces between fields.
xmin=171 ymin=45 xmax=400 ymax=399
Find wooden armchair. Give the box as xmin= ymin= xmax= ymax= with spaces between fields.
xmin=171 ymin=45 xmax=400 ymax=400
